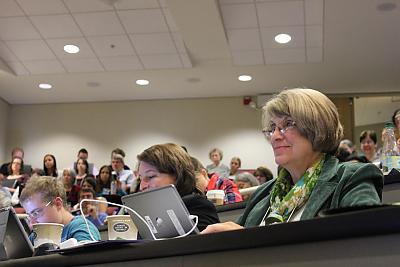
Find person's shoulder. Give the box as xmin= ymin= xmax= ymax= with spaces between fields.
xmin=182 ymin=193 xmax=213 ymax=207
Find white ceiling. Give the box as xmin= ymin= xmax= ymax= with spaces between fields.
xmin=0 ymin=0 xmax=399 ymax=104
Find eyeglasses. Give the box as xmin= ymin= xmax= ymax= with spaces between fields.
xmin=262 ymin=119 xmax=297 ymax=139
xmin=27 ymin=200 xmax=52 ymax=221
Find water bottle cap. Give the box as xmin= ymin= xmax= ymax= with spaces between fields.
xmin=385 ymin=121 xmax=395 ymax=128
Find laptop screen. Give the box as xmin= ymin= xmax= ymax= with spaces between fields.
xmin=121 ymin=185 xmax=198 ymax=240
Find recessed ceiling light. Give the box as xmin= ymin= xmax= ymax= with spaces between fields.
xmin=38 ymin=83 xmax=52 ymax=90
xmin=274 ymin=33 xmax=292 ymax=44
xmin=238 ymin=75 xmax=252 ymax=82
xmin=63 ymin=44 xmax=80 ymax=54
xmin=136 ymin=79 xmax=150 ymax=86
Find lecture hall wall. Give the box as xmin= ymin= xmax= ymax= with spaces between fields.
xmin=0 ymin=98 xmax=9 ymax=164
xmin=4 ymin=97 xmax=278 ymax=176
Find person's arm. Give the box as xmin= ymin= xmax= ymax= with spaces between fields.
xmin=201 ymin=221 xmax=244 ymax=234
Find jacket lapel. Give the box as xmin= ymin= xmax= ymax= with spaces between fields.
xmin=301 ymin=155 xmax=340 ymax=219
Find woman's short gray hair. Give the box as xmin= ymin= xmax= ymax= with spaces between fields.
xmin=235 ymin=172 xmax=260 ymax=187
xmin=262 ymin=88 xmax=343 ymax=154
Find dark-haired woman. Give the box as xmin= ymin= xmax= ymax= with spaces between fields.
xmin=43 ymin=154 xmax=58 ymax=178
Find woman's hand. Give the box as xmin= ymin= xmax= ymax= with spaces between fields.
xmin=201 ymin=221 xmax=244 ymax=234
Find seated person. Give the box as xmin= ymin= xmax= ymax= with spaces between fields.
xmin=62 ymin=168 xmax=80 ymax=208
xmin=202 ymin=88 xmax=383 ymax=234
xmin=20 ymin=176 xmax=101 ymax=242
xmin=137 ymin=143 xmax=220 ymax=231
xmin=111 ymin=154 xmax=135 ymax=194
xmin=76 ymin=188 xmax=107 ymax=228
xmin=191 ymin=157 xmax=242 ymax=204
xmin=0 ymin=147 xmax=32 ymax=177
xmin=234 ymin=172 xmax=260 ymax=201
xmin=253 ymin=166 xmax=274 ymax=184
xmin=206 ymin=148 xmax=230 ymax=178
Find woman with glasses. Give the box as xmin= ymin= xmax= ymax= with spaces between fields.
xmin=20 ymin=176 xmax=100 ymax=242
xmin=202 ymin=88 xmax=383 ymax=234
xmin=359 ymin=130 xmax=380 ymax=165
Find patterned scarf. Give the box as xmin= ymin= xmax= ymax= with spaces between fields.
xmin=264 ymin=154 xmax=325 ymax=224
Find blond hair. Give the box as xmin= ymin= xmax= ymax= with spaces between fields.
xmin=262 ymin=88 xmax=343 ymax=154
xmin=20 ymin=176 xmax=67 ymax=208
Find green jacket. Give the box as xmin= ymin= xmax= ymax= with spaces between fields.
xmin=237 ymin=155 xmax=383 ymax=227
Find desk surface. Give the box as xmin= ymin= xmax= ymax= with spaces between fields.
xmin=3 ymin=205 xmax=400 ymax=267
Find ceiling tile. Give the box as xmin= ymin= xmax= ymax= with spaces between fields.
xmin=171 ymin=32 xmax=187 ymax=54
xmin=140 ymin=54 xmax=182 ymax=69
xmin=220 ymin=0 xmax=254 ymax=4
xmin=6 ymin=39 xmax=55 ymax=60
xmin=46 ymin=38 xmax=96 ymax=59
xmin=257 ymin=1 xmax=304 ymax=27
xmin=179 ymin=53 xmax=192 ymax=68
xmin=220 ymin=3 xmax=258 ymax=29
xmin=163 ymin=8 xmax=179 ymax=32
xmin=306 ymin=25 xmax=322 ymax=47
xmin=0 ymin=0 xmax=25 ymax=17
xmin=0 ymin=41 xmax=18 ymax=61
xmin=23 ymin=60 xmax=65 ymax=74
xmin=61 ymin=58 xmax=104 ymax=72
xmin=264 ymin=48 xmax=305 ymax=64
xmin=16 ymin=0 xmax=68 ymax=15
xmin=5 ymin=61 xmax=29 ymax=75
xmin=63 ymin=0 xmax=113 ymax=12
xmin=0 ymin=17 xmax=41 ymax=40
xmin=73 ymin=12 xmax=125 ymax=36
xmin=227 ymin=29 xmax=261 ymax=51
xmin=87 ymin=35 xmax=135 ymax=57
xmin=99 ymin=56 xmax=143 ymax=71
xmin=232 ymin=51 xmax=264 ymax=65
xmin=307 ymin=47 xmax=323 ymax=62
xmin=130 ymin=33 xmax=177 ymax=55
xmin=118 ymin=9 xmax=169 ymax=33
xmin=30 ymin=14 xmax=82 ymax=38
xmin=260 ymin=26 xmax=305 ymax=49
xmin=305 ymin=0 xmax=324 ymax=25
xmin=114 ymin=0 xmax=160 ymax=9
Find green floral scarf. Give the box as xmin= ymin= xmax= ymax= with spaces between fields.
xmin=264 ymin=154 xmax=325 ymax=224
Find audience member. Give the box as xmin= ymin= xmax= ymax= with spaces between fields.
xmin=75 ymin=188 xmax=107 ymax=228
xmin=75 ymin=158 xmax=89 ymax=186
xmin=111 ymin=148 xmax=130 ymax=170
xmin=206 ymin=148 xmax=230 ymax=178
xmin=7 ymin=156 xmax=29 ymax=206
xmin=72 ymin=148 xmax=98 ymax=176
xmin=43 ymin=154 xmax=58 ymax=178
xmin=360 ymin=130 xmax=380 ymax=165
xmin=253 ymin=167 xmax=273 ymax=184
xmin=392 ymin=108 xmax=400 ymax=146
xmin=228 ymin=157 xmax=241 ymax=180
xmin=191 ymin=157 xmax=242 ymax=204
xmin=0 ymin=147 xmax=32 ymax=176
xmin=202 ymin=88 xmax=382 ymax=234
xmin=137 ymin=143 xmax=220 ymax=231
xmin=62 ymin=168 xmax=80 ymax=208
xmin=20 ymin=176 xmax=100 ymax=242
xmin=111 ymin=154 xmax=135 ymax=194
xmin=96 ymin=165 xmax=125 ymax=196
xmin=234 ymin=172 xmax=260 ymax=201
xmin=81 ymin=176 xmax=96 ymax=191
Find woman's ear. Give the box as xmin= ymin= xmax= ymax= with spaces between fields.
xmin=54 ymin=196 xmax=64 ymax=210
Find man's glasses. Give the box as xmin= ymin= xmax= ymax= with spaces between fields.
xmin=27 ymin=200 xmax=52 ymax=220
xmin=262 ymin=120 xmax=297 ymax=139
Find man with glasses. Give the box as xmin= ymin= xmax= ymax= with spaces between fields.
xmin=20 ymin=176 xmax=100 ymax=243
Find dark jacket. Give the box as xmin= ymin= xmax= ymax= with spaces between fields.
xmin=237 ymin=155 xmax=383 ymax=227
xmin=182 ymin=194 xmax=220 ymax=231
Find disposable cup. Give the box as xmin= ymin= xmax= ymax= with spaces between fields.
xmin=107 ymin=215 xmax=138 ymax=240
xmin=32 ymin=223 xmax=64 ymax=248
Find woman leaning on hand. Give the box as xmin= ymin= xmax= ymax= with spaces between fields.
xmin=202 ymin=88 xmax=383 ymax=234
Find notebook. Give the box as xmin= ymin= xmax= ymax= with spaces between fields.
xmin=121 ymin=185 xmax=198 ymax=240
xmin=0 ymin=207 xmax=34 ymax=260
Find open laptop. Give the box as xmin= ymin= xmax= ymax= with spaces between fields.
xmin=1 ymin=179 xmax=16 ymax=189
xmin=0 ymin=207 xmax=34 ymax=260
xmin=121 ymin=185 xmax=198 ymax=240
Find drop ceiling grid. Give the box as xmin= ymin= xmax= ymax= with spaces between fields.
xmin=219 ymin=0 xmax=324 ymax=65
xmin=0 ymin=0 xmax=192 ymax=75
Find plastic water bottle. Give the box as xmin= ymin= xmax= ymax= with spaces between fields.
xmin=381 ymin=121 xmax=400 ymax=173
xmin=110 ymin=180 xmax=117 ymax=195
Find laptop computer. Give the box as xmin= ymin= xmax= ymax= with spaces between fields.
xmin=0 ymin=207 xmax=34 ymax=260
xmin=1 ymin=179 xmax=16 ymax=189
xmin=121 ymin=185 xmax=199 ymax=240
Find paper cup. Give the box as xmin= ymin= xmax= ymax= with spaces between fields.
xmin=32 ymin=223 xmax=64 ymax=248
xmin=206 ymin=189 xmax=225 ymax=205
xmin=107 ymin=215 xmax=138 ymax=240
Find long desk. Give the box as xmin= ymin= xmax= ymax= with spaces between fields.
xmin=3 ymin=205 xmax=400 ymax=267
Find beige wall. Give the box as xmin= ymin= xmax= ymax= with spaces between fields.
xmin=0 ymin=98 xmax=9 ymax=163
xmin=7 ymin=97 xmax=277 ymax=176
